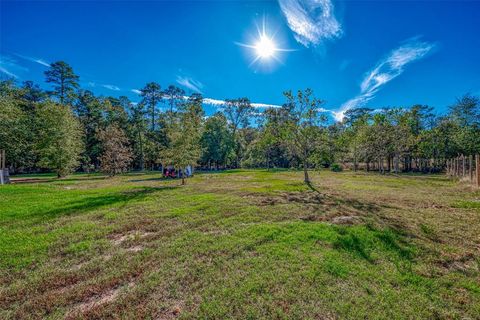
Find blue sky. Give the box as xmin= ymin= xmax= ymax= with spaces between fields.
xmin=1 ymin=0 xmax=479 ymax=119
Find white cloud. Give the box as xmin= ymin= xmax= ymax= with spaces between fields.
xmin=15 ymin=54 xmax=50 ymax=67
xmin=35 ymin=59 xmax=51 ymax=67
xmin=278 ymin=0 xmax=342 ymax=47
xmin=0 ymin=66 xmax=18 ymax=79
xmin=335 ymin=38 xmax=436 ymax=121
xmin=101 ymin=84 xmax=120 ymax=91
xmin=131 ymin=89 xmax=142 ymax=95
xmin=202 ymin=97 xmax=225 ymax=106
xmin=87 ymin=82 xmax=120 ymax=91
xmin=176 ymin=76 xmax=204 ymax=93
xmin=0 ymin=55 xmax=29 ymax=79
xmin=162 ymin=95 xmax=281 ymax=109
xmin=251 ymin=102 xmax=282 ymax=109
xmin=202 ymin=97 xmax=281 ymax=109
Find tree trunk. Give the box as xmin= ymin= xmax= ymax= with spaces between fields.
xmin=303 ymin=159 xmax=310 ymax=183
xmin=181 ymin=170 xmax=185 ymax=185
xmin=353 ymin=145 xmax=358 ymax=172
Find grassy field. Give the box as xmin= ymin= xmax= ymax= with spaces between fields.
xmin=1 ymin=169 xmax=479 ymax=319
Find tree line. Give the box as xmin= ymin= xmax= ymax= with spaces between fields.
xmin=1 ymin=61 xmax=479 ymax=183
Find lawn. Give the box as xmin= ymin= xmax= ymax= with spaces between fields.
xmin=0 ymin=170 xmax=479 ymax=319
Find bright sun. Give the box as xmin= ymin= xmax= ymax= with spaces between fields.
xmin=255 ymin=35 xmax=276 ymax=59
xmin=235 ymin=17 xmax=294 ymax=67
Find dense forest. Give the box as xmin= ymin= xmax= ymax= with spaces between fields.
xmin=1 ymin=61 xmax=479 ymax=182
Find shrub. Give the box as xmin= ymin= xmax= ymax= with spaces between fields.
xmin=331 ymin=163 xmax=343 ymax=172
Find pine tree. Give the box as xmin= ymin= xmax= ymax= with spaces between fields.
xmin=44 ymin=61 xmax=79 ymax=105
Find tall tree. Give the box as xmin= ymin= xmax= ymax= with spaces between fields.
xmin=140 ymin=82 xmax=162 ymax=131
xmin=163 ymin=85 xmax=185 ymax=113
xmin=44 ymin=61 xmax=79 ymax=105
xmin=75 ymin=90 xmax=106 ymax=169
xmin=98 ymin=125 xmax=133 ymax=176
xmin=159 ymin=94 xmax=204 ymax=184
xmin=21 ymin=80 xmax=47 ymax=109
xmin=129 ymin=101 xmax=147 ymax=170
xmin=223 ymin=97 xmax=253 ymax=167
xmin=201 ymin=112 xmax=232 ymax=169
xmin=35 ymin=101 xmax=83 ymax=177
xmin=282 ymin=89 xmax=326 ymax=183
xmin=0 ymin=82 xmax=34 ymax=172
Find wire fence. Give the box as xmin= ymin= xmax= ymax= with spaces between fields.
xmin=446 ymin=154 xmax=480 ymax=188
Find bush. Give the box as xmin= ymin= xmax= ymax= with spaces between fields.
xmin=331 ymin=163 xmax=343 ymax=172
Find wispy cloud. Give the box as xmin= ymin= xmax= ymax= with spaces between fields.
xmin=87 ymin=82 xmax=120 ymax=91
xmin=0 ymin=55 xmax=29 ymax=79
xmin=0 ymin=66 xmax=18 ymax=79
xmin=251 ymin=102 xmax=282 ymax=109
xmin=15 ymin=54 xmax=50 ymax=67
xmin=176 ymin=76 xmax=204 ymax=93
xmin=202 ymin=97 xmax=281 ymax=109
xmin=278 ymin=0 xmax=342 ymax=47
xmin=131 ymin=89 xmax=142 ymax=95
xmin=101 ymin=84 xmax=120 ymax=91
xmin=159 ymin=95 xmax=281 ymax=109
xmin=334 ymin=38 xmax=436 ymax=121
xmin=202 ymin=97 xmax=225 ymax=106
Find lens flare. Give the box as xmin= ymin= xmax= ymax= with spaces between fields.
xmin=236 ymin=16 xmax=294 ymax=67
xmin=255 ymin=35 xmax=276 ymax=58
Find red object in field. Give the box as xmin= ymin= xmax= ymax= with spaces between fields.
xmin=164 ymin=168 xmax=177 ymax=178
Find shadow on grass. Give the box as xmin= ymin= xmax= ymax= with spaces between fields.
xmin=129 ymin=176 xmax=166 ymax=182
xmin=333 ymin=225 xmax=416 ymax=263
xmin=306 ymin=181 xmax=320 ymax=193
xmin=11 ymin=175 xmax=108 ymax=184
xmin=26 ymin=186 xmax=178 ymax=221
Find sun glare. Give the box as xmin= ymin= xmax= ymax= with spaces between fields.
xmin=255 ymin=35 xmax=276 ymax=59
xmin=236 ymin=16 xmax=294 ymax=67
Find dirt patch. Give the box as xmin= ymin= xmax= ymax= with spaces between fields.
xmin=126 ymin=245 xmax=144 ymax=252
xmin=250 ymin=190 xmax=382 ymax=217
xmin=300 ymin=213 xmax=362 ymax=225
xmin=110 ymin=231 xmax=154 ymax=246
xmin=155 ymin=301 xmax=185 ymax=320
xmin=69 ymin=261 xmax=88 ymax=272
xmin=65 ymin=282 xmax=134 ymax=319
xmin=331 ymin=215 xmax=362 ymax=225
xmin=437 ymin=253 xmax=479 ymax=275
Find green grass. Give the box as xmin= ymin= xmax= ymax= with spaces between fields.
xmin=1 ymin=169 xmax=479 ymax=319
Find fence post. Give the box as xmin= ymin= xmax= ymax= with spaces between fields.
xmin=476 ymin=154 xmax=480 ymax=188
xmin=456 ymin=156 xmax=459 ymax=177
xmin=469 ymin=155 xmax=473 ymax=182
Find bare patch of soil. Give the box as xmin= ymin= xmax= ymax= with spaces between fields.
xmin=65 ymin=282 xmax=134 ymax=319
xmin=109 ymin=231 xmax=154 ymax=246
xmin=437 ymin=253 xmax=479 ymax=275
xmin=126 ymin=245 xmax=144 ymax=252
xmin=155 ymin=301 xmax=185 ymax=320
